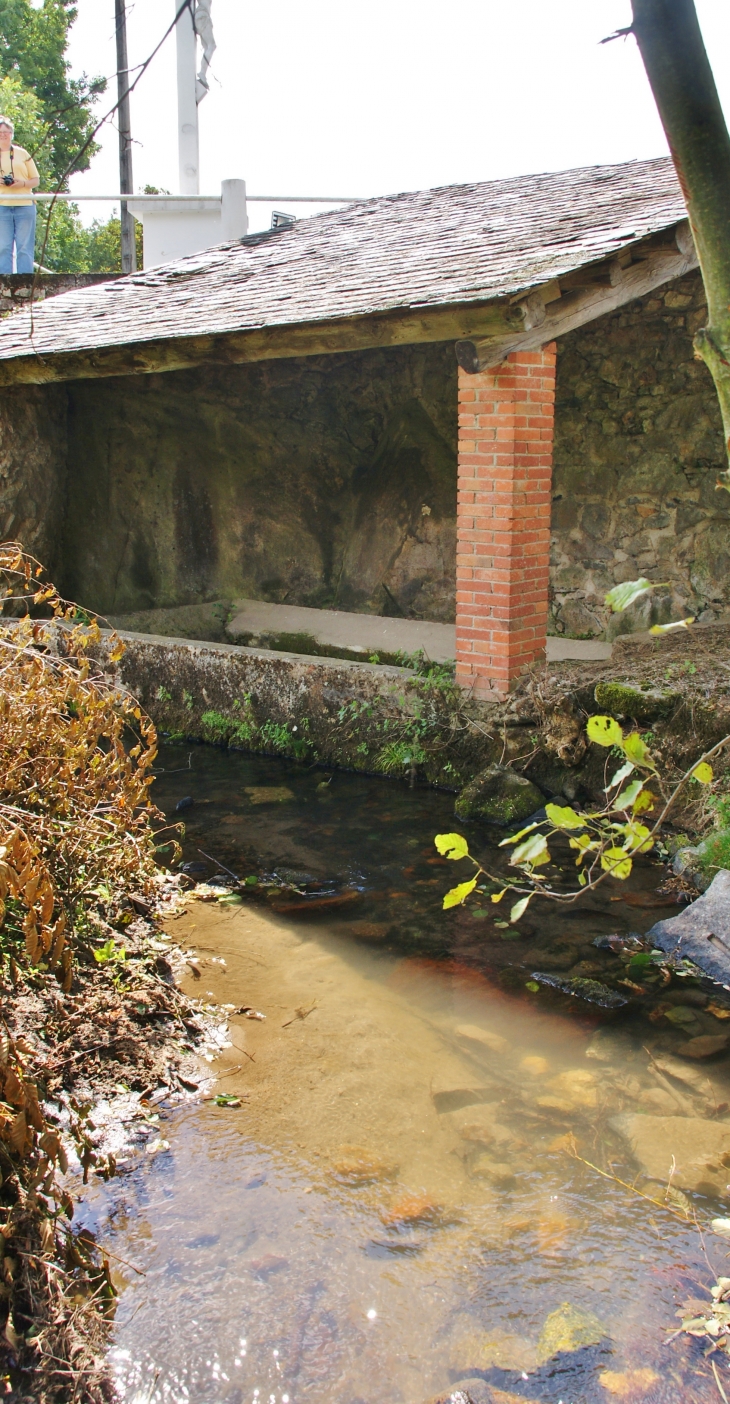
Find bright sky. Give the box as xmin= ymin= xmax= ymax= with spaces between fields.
xmin=65 ymin=0 xmax=730 ymax=234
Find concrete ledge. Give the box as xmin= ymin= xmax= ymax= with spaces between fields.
xmin=107 ymin=598 xmax=614 ymax=667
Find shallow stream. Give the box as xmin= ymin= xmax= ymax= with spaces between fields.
xmin=81 ymin=748 xmax=730 ymax=1403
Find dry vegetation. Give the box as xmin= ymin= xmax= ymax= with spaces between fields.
xmin=0 ymin=544 xmax=199 ymax=1401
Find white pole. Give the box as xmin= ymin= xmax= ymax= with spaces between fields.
xmin=176 ymin=1 xmax=199 ymax=194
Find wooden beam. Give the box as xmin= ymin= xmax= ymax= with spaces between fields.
xmin=0 ymin=298 xmax=529 ymax=387
xmin=0 ymin=220 xmax=697 ymax=387
xmin=455 ymin=225 xmax=698 ymax=374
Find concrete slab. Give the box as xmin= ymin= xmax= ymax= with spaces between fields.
xmin=226 ymin=598 xmax=613 ymax=665
xmin=225 ymin=598 xmax=456 ymax=663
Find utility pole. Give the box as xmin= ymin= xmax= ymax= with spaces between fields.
xmin=115 ymin=0 xmax=136 ymax=273
xmin=176 ymin=0 xmax=200 ymax=194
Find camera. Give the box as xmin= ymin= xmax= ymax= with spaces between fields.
xmin=2 ymin=174 xmax=13 ymax=187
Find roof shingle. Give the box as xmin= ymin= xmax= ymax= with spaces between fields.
xmin=0 ymin=155 xmax=686 ymax=364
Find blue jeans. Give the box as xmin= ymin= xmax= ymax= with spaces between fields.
xmin=0 ymin=204 xmax=37 ymax=273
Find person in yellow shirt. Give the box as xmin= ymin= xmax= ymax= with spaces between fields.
xmin=0 ymin=116 xmax=39 ymax=274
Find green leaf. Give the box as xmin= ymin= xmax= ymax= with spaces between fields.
xmin=215 ymin=1093 xmax=242 ymax=1107
xmin=612 ymin=779 xmax=645 ymax=810
xmin=498 ymin=822 xmax=539 ymax=847
xmin=692 ymin=762 xmax=713 ymax=784
xmin=510 ymin=833 xmax=549 ymax=868
xmin=510 ymin=895 xmax=533 ymax=922
xmin=545 ymin=802 xmax=585 ymax=830
xmin=604 ymin=578 xmax=668 ymax=613
xmin=621 ymin=821 xmax=653 ymax=854
xmin=443 ymin=877 xmax=477 ymax=909
xmin=621 ymin=732 xmax=657 ymax=772
xmin=607 ymin=760 xmax=634 ymax=789
xmin=600 ymin=846 xmax=633 ymax=879
xmin=587 ymin=715 xmax=623 ymax=747
xmin=649 ymin=616 xmax=695 ymax=635
xmin=632 ymin=789 xmax=656 ymax=815
xmin=435 ymin=833 xmax=469 ymax=861
xmin=525 ymin=981 xmax=540 ymax=993
xmin=578 ymin=869 xmax=588 ymax=886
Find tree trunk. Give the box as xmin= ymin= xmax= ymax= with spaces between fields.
xmin=631 ymin=0 xmax=730 ymax=475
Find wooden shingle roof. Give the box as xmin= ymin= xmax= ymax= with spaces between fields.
xmin=0 ymin=155 xmax=689 ymax=381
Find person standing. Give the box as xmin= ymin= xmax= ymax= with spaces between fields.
xmin=0 ymin=117 xmax=39 ymax=274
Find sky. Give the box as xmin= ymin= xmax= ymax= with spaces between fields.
xmin=64 ymin=0 xmax=730 ymax=235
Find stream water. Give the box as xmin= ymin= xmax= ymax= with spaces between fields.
xmin=80 ymin=747 xmax=730 ymax=1404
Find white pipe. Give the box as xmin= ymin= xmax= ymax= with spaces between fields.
xmin=220 ymin=179 xmax=248 ymax=239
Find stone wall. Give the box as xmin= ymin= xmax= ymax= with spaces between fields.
xmin=0 ymin=382 xmax=67 ymax=571
xmin=61 ymin=342 xmax=458 ymax=621
xmin=551 ymin=268 xmax=727 ymax=637
xmin=0 ymin=273 xmax=119 ymax=318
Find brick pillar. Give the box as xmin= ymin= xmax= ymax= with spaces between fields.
xmin=455 ymin=344 xmax=556 ymax=699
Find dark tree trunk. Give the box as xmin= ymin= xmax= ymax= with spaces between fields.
xmin=631 ymin=0 xmax=730 ymax=473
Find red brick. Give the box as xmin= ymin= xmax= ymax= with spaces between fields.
xmin=456 ymin=346 xmax=556 ymax=698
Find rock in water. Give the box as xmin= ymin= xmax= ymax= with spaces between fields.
xmin=455 ymin=1025 xmax=509 ymax=1053
xmin=329 ymin=1146 xmax=399 ymax=1185
xmin=537 ymin=1302 xmax=605 ymax=1359
xmin=647 ymin=870 xmax=730 ymax=983
xmin=610 ymin=1113 xmax=730 ymax=1195
xmin=420 ymin=1385 xmax=494 ymax=1404
xmin=531 ymin=972 xmax=628 ymax=1009
xmin=455 ymin=765 xmax=544 ymax=826
xmin=677 ymin=1034 xmax=730 ymax=1059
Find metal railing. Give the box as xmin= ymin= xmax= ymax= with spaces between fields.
xmin=32 ymin=193 xmax=364 ymax=204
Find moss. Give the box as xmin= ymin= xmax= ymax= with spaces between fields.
xmin=696 ymin=830 xmax=730 ymax=876
xmin=594 ymin=680 xmax=680 ymax=721
xmin=200 ymin=708 xmax=257 ymax=748
xmin=455 ymin=765 xmax=544 ymax=825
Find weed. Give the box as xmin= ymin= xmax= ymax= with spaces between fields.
xmin=377 ymin=740 xmax=427 ymax=774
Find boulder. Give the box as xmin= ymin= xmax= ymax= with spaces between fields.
xmin=593 ymin=680 xmax=679 ymax=722
xmin=455 ymin=766 xmax=544 ymax=826
xmin=647 ymin=870 xmax=730 ymax=983
xmin=609 ymin=1112 xmax=730 ymax=1195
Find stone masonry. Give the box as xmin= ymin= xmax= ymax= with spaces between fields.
xmin=551 ymin=268 xmax=726 ymax=638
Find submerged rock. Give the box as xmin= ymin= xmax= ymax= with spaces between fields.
xmin=610 ymin=1112 xmax=730 ymax=1195
xmin=648 ymin=870 xmax=730 ymax=982
xmin=447 ymin=1327 xmax=539 ymax=1375
xmin=381 ymin=1192 xmax=444 ymax=1227
xmin=454 ymin=1025 xmax=509 ymax=1054
xmin=421 ymin=1383 xmax=495 ymax=1404
xmin=329 ymin=1145 xmax=399 ymax=1185
xmin=678 ymin=1034 xmax=730 ymax=1059
xmin=468 ymin=1153 xmax=516 ymax=1188
xmin=454 ymin=765 xmax=544 ymax=826
xmin=537 ymin=1302 xmax=606 ymax=1358
xmin=531 ymin=972 xmax=628 ymax=1009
